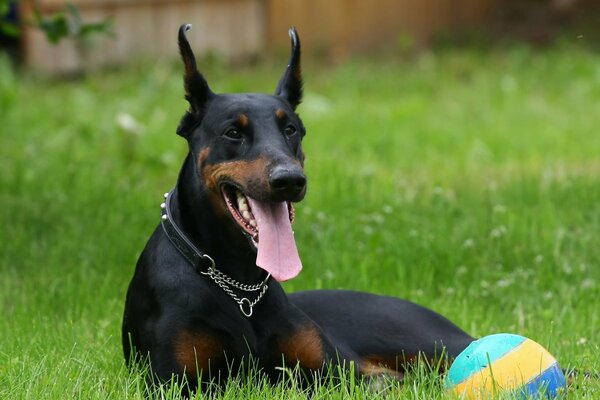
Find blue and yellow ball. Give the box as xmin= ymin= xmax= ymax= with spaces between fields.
xmin=446 ymin=333 xmax=566 ymax=399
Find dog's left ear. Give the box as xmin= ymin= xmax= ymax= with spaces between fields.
xmin=177 ymin=24 xmax=214 ymax=138
xmin=275 ymin=27 xmax=302 ymax=110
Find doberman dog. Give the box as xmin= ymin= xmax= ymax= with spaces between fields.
xmin=122 ymin=24 xmax=474 ymax=391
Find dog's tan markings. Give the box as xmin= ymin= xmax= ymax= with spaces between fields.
xmin=293 ymin=65 xmax=302 ymax=82
xmin=237 ymin=114 xmax=249 ymax=128
xmin=175 ymin=330 xmax=224 ymax=375
xmin=197 ymin=147 xmax=211 ymax=169
xmin=182 ymin=64 xmax=196 ymax=99
xmin=196 ymin=147 xmax=232 ymax=218
xmin=361 ymin=354 xmax=432 ymax=379
xmin=277 ymin=325 xmax=325 ymax=370
xmin=360 ymin=362 xmax=405 ymax=380
xmin=275 ymin=108 xmax=286 ymax=120
xmin=202 ymin=156 xmax=270 ymax=195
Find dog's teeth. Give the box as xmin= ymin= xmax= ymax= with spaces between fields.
xmin=236 ymin=192 xmax=249 ymax=210
xmin=228 ymin=189 xmax=257 ymax=232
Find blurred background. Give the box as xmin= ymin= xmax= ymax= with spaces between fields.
xmin=1 ymin=0 xmax=599 ymax=74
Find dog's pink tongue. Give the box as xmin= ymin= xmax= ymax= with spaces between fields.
xmin=247 ymin=198 xmax=302 ymax=282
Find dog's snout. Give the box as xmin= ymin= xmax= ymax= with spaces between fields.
xmin=269 ymin=166 xmax=306 ymax=201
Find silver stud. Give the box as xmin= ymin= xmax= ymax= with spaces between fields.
xmin=161 ymin=214 xmax=168 ymax=221
xmin=164 ymin=192 xmax=169 ymax=198
xmin=160 ymin=203 xmax=166 ymax=209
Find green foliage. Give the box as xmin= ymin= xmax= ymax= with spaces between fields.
xmin=0 ymin=39 xmax=599 ymax=398
xmin=33 ymin=2 xmax=114 ymax=44
xmin=0 ymin=0 xmax=18 ymax=36
xmin=0 ymin=0 xmax=113 ymax=44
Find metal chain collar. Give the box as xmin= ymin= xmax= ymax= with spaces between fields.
xmin=202 ymin=266 xmax=270 ymax=317
xmin=160 ymin=190 xmax=270 ymax=318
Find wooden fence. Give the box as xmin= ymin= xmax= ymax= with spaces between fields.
xmin=21 ymin=0 xmax=494 ymax=73
xmin=267 ymin=0 xmax=494 ymax=60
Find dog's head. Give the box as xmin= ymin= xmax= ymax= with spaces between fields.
xmin=176 ymin=24 xmax=306 ymax=281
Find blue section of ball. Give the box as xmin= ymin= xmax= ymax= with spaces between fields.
xmin=522 ymin=362 xmax=567 ymax=398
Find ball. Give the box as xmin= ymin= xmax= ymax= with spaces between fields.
xmin=446 ymin=333 xmax=566 ymax=399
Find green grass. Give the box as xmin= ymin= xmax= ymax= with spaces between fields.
xmin=1 ymin=38 xmax=599 ymax=398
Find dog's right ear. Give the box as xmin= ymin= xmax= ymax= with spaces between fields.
xmin=177 ymin=24 xmax=214 ymax=138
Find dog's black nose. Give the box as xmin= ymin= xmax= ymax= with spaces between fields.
xmin=269 ymin=166 xmax=306 ymax=201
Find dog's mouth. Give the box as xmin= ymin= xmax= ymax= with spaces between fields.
xmin=222 ymin=185 xmax=260 ymax=243
xmin=221 ymin=184 xmax=302 ymax=282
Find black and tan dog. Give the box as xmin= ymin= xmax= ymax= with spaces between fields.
xmin=122 ymin=24 xmax=474 ymax=390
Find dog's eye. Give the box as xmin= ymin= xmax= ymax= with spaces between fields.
xmin=283 ymin=125 xmax=297 ymax=137
xmin=223 ymin=129 xmax=243 ymax=140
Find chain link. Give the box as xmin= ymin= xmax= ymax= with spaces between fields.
xmin=204 ymin=266 xmax=270 ymax=292
xmin=207 ymin=268 xmax=269 ymax=317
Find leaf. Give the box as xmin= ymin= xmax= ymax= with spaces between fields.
xmin=8 ymin=1 xmax=114 ymax=44
xmin=38 ymin=13 xmax=70 ymax=44
xmin=0 ymin=0 xmax=12 ymax=16
xmin=0 ymin=21 xmax=20 ymax=37
xmin=78 ymin=19 xmax=114 ymax=39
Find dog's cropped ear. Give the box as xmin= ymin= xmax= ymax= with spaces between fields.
xmin=275 ymin=27 xmax=302 ymax=110
xmin=177 ymin=24 xmax=214 ymax=138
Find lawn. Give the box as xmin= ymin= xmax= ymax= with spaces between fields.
xmin=1 ymin=37 xmax=599 ymax=398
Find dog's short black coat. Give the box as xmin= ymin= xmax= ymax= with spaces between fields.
xmin=122 ymin=24 xmax=474 ymax=390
